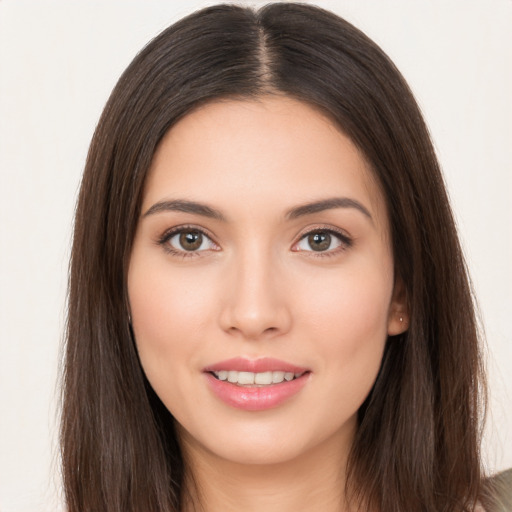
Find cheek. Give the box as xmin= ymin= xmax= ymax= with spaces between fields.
xmin=127 ymin=257 xmax=219 ymax=379
xmin=296 ymin=260 xmax=393 ymax=343
xmin=293 ymin=258 xmax=393 ymax=395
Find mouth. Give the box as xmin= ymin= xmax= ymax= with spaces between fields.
xmin=209 ymin=370 xmax=307 ymax=387
xmin=203 ymin=357 xmax=311 ymax=411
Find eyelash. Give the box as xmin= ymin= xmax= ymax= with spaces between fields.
xmin=157 ymin=225 xmax=218 ymax=259
xmin=293 ymin=226 xmax=353 ymax=258
xmin=156 ymin=224 xmax=353 ymax=259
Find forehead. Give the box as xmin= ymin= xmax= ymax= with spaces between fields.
xmin=143 ymin=96 xmax=388 ymax=229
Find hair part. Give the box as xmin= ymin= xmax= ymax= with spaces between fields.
xmin=62 ymin=3 xmax=486 ymax=511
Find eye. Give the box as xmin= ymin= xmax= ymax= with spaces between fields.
xmin=294 ymin=229 xmax=351 ymax=254
xmin=159 ymin=227 xmax=218 ymax=255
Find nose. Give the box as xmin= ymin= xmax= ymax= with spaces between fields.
xmin=218 ymin=248 xmax=292 ymax=341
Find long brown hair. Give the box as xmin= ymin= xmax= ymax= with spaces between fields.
xmin=62 ymin=3 xmax=486 ymax=511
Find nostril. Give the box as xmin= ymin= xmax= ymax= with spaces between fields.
xmin=218 ymin=287 xmax=293 ymax=339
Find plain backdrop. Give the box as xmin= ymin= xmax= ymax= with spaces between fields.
xmin=0 ymin=1 xmax=511 ymax=510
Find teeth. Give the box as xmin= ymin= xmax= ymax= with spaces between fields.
xmin=217 ymin=370 xmax=228 ymax=381
xmin=254 ymin=371 xmax=272 ymax=385
xmin=272 ymin=371 xmax=285 ymax=383
xmin=237 ymin=371 xmax=254 ymax=385
xmin=213 ymin=370 xmax=303 ymax=386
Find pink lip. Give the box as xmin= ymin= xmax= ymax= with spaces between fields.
xmin=204 ymin=357 xmax=311 ymax=411
xmin=204 ymin=357 xmax=308 ymax=374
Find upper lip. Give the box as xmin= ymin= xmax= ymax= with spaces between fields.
xmin=203 ymin=357 xmax=309 ymax=374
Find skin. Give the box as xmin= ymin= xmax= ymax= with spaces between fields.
xmin=128 ymin=96 xmax=408 ymax=512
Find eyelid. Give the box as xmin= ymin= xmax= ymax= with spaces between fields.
xmin=291 ymin=225 xmax=353 ymax=254
xmin=155 ymin=223 xmax=352 ymax=258
xmin=157 ymin=224 xmax=220 ymax=257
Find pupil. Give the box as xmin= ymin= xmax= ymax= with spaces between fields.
xmin=180 ymin=231 xmax=202 ymax=251
xmin=308 ymin=232 xmax=330 ymax=251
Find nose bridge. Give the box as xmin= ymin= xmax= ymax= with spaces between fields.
xmin=219 ymin=239 xmax=290 ymax=339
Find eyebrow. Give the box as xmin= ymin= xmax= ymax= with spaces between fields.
xmin=143 ymin=199 xmax=226 ymax=221
xmin=285 ymin=197 xmax=373 ymax=221
xmin=143 ymin=196 xmax=372 ymax=223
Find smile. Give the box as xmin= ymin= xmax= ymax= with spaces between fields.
xmin=204 ymin=358 xmax=311 ymax=411
xmin=210 ymin=370 xmax=305 ymax=386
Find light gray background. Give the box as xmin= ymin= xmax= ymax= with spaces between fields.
xmin=1 ymin=1 xmax=511 ymax=510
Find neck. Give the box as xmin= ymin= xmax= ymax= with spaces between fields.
xmin=179 ymin=429 xmax=354 ymax=512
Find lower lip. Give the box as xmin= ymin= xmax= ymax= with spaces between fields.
xmin=205 ymin=373 xmax=310 ymax=411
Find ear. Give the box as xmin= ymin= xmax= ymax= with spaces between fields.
xmin=387 ymin=276 xmax=409 ymax=336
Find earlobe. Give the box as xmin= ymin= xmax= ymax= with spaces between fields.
xmin=387 ymin=277 xmax=409 ymax=336
xmin=387 ymin=313 xmax=408 ymax=336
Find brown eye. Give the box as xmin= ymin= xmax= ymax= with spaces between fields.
xmin=294 ymin=229 xmax=350 ymax=254
xmin=179 ymin=231 xmax=203 ymax=251
xmin=307 ymin=232 xmax=331 ymax=251
xmin=163 ymin=228 xmax=217 ymax=254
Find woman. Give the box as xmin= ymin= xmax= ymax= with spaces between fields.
xmin=62 ymin=3 xmax=488 ymax=511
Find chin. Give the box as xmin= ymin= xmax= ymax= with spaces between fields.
xmin=177 ymin=412 xmax=357 ymax=469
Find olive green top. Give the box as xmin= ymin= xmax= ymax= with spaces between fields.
xmin=481 ymin=468 xmax=512 ymax=512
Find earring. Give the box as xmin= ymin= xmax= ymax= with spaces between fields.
xmin=399 ymin=316 xmax=403 ymax=322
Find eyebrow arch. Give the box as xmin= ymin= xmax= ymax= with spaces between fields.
xmin=143 ymin=199 xmax=226 ymax=221
xmin=286 ymin=197 xmax=373 ymax=221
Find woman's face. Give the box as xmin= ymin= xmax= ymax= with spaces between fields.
xmin=128 ymin=97 xmax=407 ymax=466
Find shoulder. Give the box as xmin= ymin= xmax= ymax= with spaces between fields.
xmin=480 ymin=468 xmax=512 ymax=512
